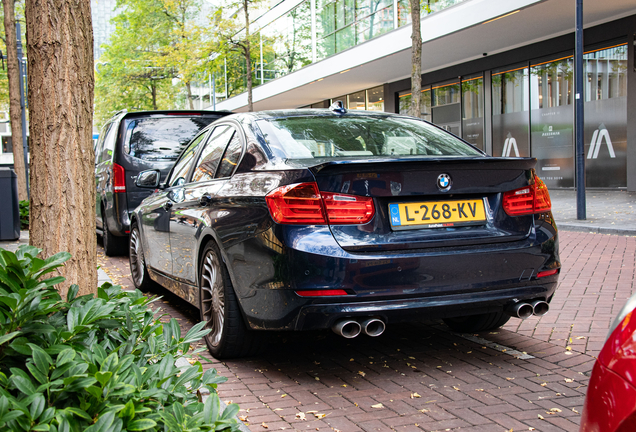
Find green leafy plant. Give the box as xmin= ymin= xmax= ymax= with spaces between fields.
xmin=0 ymin=245 xmax=240 ymax=431
xmin=18 ymin=200 xmax=29 ymax=230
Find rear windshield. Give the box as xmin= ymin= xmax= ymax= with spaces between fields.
xmin=123 ymin=116 xmax=216 ymax=161
xmin=256 ymin=115 xmax=484 ymax=159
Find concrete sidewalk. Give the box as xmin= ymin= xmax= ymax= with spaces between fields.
xmin=549 ymin=189 xmax=636 ymax=236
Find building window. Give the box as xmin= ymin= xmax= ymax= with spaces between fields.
xmin=349 ymin=90 xmax=366 ymax=109
xmin=461 ymin=74 xmax=484 ymax=150
xmin=366 ymin=86 xmax=384 ymax=111
xmin=491 ymin=64 xmax=530 ymax=157
xmin=398 ymin=88 xmax=431 ymax=121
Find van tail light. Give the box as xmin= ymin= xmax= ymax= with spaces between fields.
xmin=266 ymin=182 xmax=375 ymax=225
xmin=112 ymin=163 xmax=127 ymax=193
xmin=503 ymin=174 xmax=552 ymax=216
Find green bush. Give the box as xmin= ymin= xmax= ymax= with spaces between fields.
xmin=19 ymin=200 xmax=29 ymax=230
xmin=0 ymin=245 xmax=241 ymax=431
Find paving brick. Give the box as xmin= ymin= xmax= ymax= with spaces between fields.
xmin=96 ymin=230 xmax=634 ymax=432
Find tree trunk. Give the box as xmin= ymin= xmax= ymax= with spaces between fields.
xmin=185 ymin=81 xmax=194 ymax=109
xmin=409 ymin=0 xmax=422 ymax=118
xmin=244 ymin=0 xmax=253 ymax=112
xmin=151 ymin=82 xmax=157 ymax=109
xmin=25 ymin=0 xmax=97 ymax=297
xmin=2 ymin=0 xmax=28 ymax=201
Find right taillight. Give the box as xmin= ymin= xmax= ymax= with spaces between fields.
xmin=265 ymin=182 xmax=375 ymax=225
xmin=503 ymin=174 xmax=552 ymax=216
xmin=112 ymin=163 xmax=126 ymax=193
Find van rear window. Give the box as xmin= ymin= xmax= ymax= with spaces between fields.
xmin=123 ymin=116 xmax=216 ymax=161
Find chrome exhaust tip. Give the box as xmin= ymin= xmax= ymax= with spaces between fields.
xmin=507 ymin=302 xmax=534 ymax=319
xmin=530 ymin=300 xmax=550 ymax=316
xmin=332 ymin=319 xmax=362 ymax=338
xmin=360 ymin=318 xmax=385 ymax=337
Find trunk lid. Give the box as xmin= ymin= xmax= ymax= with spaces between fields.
xmin=306 ymin=157 xmax=538 ymax=252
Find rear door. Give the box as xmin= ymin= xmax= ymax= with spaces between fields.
xmin=168 ymin=124 xmax=238 ymax=284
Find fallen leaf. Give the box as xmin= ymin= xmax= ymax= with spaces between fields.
xmin=239 ymin=416 xmax=248 ymax=421
xmin=576 ymin=336 xmax=585 ymax=340
xmin=314 ymin=413 xmax=326 ymax=419
xmin=452 ymin=386 xmax=461 ymax=391
xmin=410 ymin=392 xmax=421 ymax=398
xmin=538 ymin=414 xmax=544 ymax=420
xmin=315 ymin=377 xmax=320 ymax=381
xmin=572 ymin=408 xmax=579 ymax=414
xmin=566 ymin=346 xmax=572 ymax=351
xmin=341 ymin=384 xmax=347 ymax=387
xmin=506 ymin=377 xmax=514 ymax=381
xmin=565 ymin=378 xmax=574 ymax=383
xmin=358 ymin=371 xmax=366 ymax=377
xmin=475 ymin=389 xmax=484 ymax=392
xmin=541 ymin=383 xmax=547 ymax=387
xmin=281 ymin=394 xmax=287 ymax=398
xmin=273 ymin=408 xmax=283 ymax=411
xmin=550 ymin=408 xmax=562 ymax=413
xmin=296 ymin=412 xmax=306 ymax=420
xmin=306 ymin=411 xmax=318 ymax=414
xmin=371 ymin=403 xmax=384 ymax=409
xmin=261 ymin=422 xmax=269 ymax=429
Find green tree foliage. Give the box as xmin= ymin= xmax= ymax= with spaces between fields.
xmin=95 ymin=0 xmax=211 ymax=127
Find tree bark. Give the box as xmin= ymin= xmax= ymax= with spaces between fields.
xmin=185 ymin=81 xmax=194 ymax=109
xmin=2 ymin=0 xmax=28 ymax=201
xmin=25 ymin=0 xmax=97 ymax=297
xmin=409 ymin=0 xmax=422 ymax=118
xmin=243 ymin=0 xmax=253 ymax=112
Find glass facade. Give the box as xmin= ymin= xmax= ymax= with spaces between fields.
xmin=397 ymin=43 xmax=628 ymax=188
xmin=492 ymin=64 xmax=530 ymax=157
xmin=329 ymin=86 xmax=384 ymax=111
xmin=260 ymin=2 xmax=312 ymax=82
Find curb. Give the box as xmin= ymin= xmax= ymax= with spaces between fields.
xmin=558 ymin=223 xmax=636 ymax=237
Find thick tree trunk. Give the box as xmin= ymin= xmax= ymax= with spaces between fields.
xmin=409 ymin=0 xmax=422 ymax=118
xmin=244 ymin=0 xmax=253 ymax=112
xmin=2 ymin=0 xmax=28 ymax=201
xmin=25 ymin=0 xmax=97 ymax=297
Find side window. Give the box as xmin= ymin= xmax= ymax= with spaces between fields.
xmin=191 ymin=126 xmax=234 ymax=182
xmin=97 ymin=122 xmax=117 ymax=164
xmin=168 ymin=132 xmax=208 ymax=187
xmin=94 ymin=123 xmax=111 ymax=164
xmin=215 ymin=132 xmax=243 ymax=178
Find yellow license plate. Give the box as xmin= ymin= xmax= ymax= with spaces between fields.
xmin=389 ymin=199 xmax=487 ymax=229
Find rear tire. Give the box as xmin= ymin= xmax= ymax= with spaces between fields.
xmin=102 ymin=212 xmax=128 ymax=257
xmin=129 ymin=223 xmax=153 ymax=291
xmin=198 ymin=242 xmax=267 ymax=359
xmin=443 ymin=311 xmax=510 ymax=333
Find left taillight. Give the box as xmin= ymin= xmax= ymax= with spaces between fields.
xmin=502 ymin=174 xmax=551 ymax=216
xmin=265 ymin=182 xmax=375 ymax=225
xmin=112 ymin=163 xmax=126 ymax=193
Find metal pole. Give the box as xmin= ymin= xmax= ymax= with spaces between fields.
xmin=224 ymin=58 xmax=228 ymax=100
xmin=575 ymin=0 xmax=585 ymax=219
xmin=16 ymin=22 xmax=28 ymax=198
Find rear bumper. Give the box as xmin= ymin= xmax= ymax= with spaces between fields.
xmin=227 ymin=217 xmax=560 ymax=331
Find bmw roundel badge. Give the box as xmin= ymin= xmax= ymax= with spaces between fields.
xmin=437 ymin=173 xmax=452 ymax=192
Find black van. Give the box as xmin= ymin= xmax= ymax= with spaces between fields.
xmin=95 ymin=110 xmax=229 ymax=256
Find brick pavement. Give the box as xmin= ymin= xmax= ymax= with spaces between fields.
xmin=95 ymin=230 xmax=635 ymax=431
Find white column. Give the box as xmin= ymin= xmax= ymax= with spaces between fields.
xmin=393 ymin=0 xmax=398 ymax=29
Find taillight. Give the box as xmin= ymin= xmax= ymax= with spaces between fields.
xmin=322 ymin=192 xmax=375 ymax=224
xmin=112 ymin=163 xmax=126 ymax=193
xmin=503 ymin=174 xmax=551 ymax=216
xmin=265 ymin=182 xmax=375 ymax=225
xmin=537 ymin=269 xmax=558 ymax=278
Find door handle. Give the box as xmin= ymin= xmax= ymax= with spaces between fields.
xmin=199 ymin=195 xmax=212 ymax=206
xmin=163 ymin=201 xmax=173 ymax=211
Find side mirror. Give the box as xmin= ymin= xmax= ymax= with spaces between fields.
xmin=136 ymin=169 xmax=161 ymax=188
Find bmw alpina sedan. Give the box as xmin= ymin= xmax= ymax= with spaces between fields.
xmin=130 ymin=104 xmax=560 ymax=358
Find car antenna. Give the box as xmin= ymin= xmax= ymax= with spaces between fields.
xmin=329 ymin=100 xmax=347 ymax=114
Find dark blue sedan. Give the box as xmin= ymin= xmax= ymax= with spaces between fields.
xmin=129 ymin=105 xmax=560 ymax=358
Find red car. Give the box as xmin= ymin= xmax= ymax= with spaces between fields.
xmin=580 ymin=294 xmax=636 ymax=431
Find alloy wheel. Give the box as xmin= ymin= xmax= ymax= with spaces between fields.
xmin=129 ymin=228 xmax=145 ymax=287
xmin=201 ymin=251 xmax=225 ymax=347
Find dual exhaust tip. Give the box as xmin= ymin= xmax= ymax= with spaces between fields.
xmin=333 ymin=318 xmax=385 ymax=339
xmin=507 ymin=299 xmax=550 ymax=319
